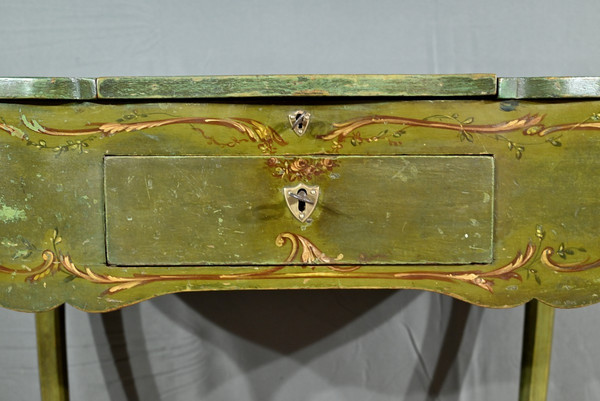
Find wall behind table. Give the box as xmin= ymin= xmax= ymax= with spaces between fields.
xmin=1 ymin=1 xmax=599 ymax=400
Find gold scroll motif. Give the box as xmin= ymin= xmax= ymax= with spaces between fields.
xmin=2 ymin=115 xmax=285 ymax=154
xmin=3 ymin=111 xmax=600 ymax=158
xmin=318 ymin=113 xmax=589 ymax=157
xmin=1 ymin=228 xmax=598 ymax=296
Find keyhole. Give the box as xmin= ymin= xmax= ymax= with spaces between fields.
xmin=297 ymin=189 xmax=307 ymax=212
xmin=295 ymin=113 xmax=304 ymax=130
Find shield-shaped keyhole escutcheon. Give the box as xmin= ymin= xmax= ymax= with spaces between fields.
xmin=283 ymin=183 xmax=320 ymax=223
xmin=288 ymin=110 xmax=311 ymax=136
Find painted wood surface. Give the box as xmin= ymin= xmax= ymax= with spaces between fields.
xmin=96 ymin=74 xmax=497 ymax=98
xmin=499 ymin=77 xmax=600 ymax=99
xmin=0 ymin=78 xmax=96 ymax=99
xmin=104 ymin=155 xmax=494 ymax=266
xmin=0 ymin=99 xmax=599 ymax=311
xmin=519 ymin=300 xmax=555 ymax=401
xmin=2 ymin=76 xmax=599 ymax=100
xmin=35 ymin=307 xmax=68 ymax=401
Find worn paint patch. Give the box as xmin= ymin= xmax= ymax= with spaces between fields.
xmin=391 ymin=160 xmax=419 ymax=182
xmin=0 ymin=238 xmax=19 ymax=247
xmin=0 ymin=199 xmax=27 ymax=223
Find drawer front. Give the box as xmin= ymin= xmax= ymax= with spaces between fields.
xmin=104 ymin=155 xmax=494 ymax=266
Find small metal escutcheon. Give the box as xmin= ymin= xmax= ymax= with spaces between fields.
xmin=288 ymin=110 xmax=311 ymax=136
xmin=283 ymin=183 xmax=319 ymax=222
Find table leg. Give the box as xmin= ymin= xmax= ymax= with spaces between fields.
xmin=35 ymin=306 xmax=69 ymax=401
xmin=519 ymin=299 xmax=555 ymax=401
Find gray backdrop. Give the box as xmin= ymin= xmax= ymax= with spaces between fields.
xmin=1 ymin=0 xmax=600 ymax=400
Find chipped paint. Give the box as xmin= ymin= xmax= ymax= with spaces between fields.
xmin=0 ymin=199 xmax=27 ymax=223
xmin=1 ymin=238 xmax=19 ymax=247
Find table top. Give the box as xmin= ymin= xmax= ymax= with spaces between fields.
xmin=0 ymin=75 xmax=599 ymax=99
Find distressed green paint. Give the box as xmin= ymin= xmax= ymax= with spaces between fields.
xmin=0 ymin=199 xmax=27 ymax=223
xmin=0 ymin=98 xmax=599 ymax=311
xmin=4 ymin=75 xmax=600 ymax=100
xmin=1 ymin=238 xmax=19 ymax=247
xmin=0 ymin=77 xmax=96 ymax=99
xmin=499 ymin=77 xmax=600 ymax=99
xmin=96 ymin=74 xmax=497 ymax=98
xmin=104 ymin=155 xmax=494 ymax=266
xmin=35 ymin=307 xmax=69 ymax=401
xmin=519 ymin=300 xmax=555 ymax=401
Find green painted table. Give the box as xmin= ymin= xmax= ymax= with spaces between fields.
xmin=2 ymin=74 xmax=599 ymax=401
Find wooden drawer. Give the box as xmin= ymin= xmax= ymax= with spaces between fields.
xmin=104 ymin=155 xmax=494 ymax=266
xmin=1 ymin=75 xmax=599 ymax=312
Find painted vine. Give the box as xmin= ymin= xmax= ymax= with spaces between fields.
xmin=318 ymin=113 xmax=572 ymax=158
xmin=1 ymin=115 xmax=286 ymax=154
xmin=0 ymin=227 xmax=598 ymax=296
xmin=2 ymin=111 xmax=600 ymax=158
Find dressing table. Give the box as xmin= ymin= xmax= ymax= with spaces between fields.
xmin=1 ymin=74 xmax=599 ymax=401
